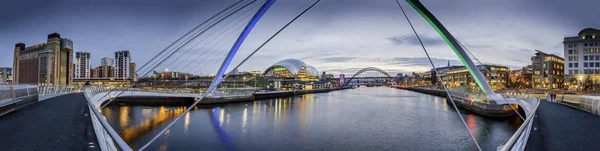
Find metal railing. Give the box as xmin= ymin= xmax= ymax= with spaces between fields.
xmin=555 ymin=94 xmax=600 ymax=116
xmin=82 ymin=85 xmax=134 ymax=151
xmin=0 ymin=85 xmax=39 ymax=116
xmin=38 ymin=85 xmax=80 ymax=96
xmin=498 ymin=96 xmax=540 ymax=151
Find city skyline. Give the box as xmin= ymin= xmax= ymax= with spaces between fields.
xmin=1 ymin=0 xmax=599 ymax=76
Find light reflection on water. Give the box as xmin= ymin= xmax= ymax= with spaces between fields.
xmin=102 ymin=87 xmax=522 ymax=150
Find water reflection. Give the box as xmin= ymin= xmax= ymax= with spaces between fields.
xmin=101 ymin=105 xmax=187 ymax=144
xmin=211 ymin=107 xmax=234 ymax=151
xmin=102 ymin=87 xmax=522 ymax=150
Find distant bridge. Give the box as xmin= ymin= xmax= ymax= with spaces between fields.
xmin=344 ymin=67 xmax=394 ymax=85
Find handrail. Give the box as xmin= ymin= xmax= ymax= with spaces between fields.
xmin=499 ymin=97 xmax=540 ymax=151
xmin=83 ymin=86 xmax=134 ymax=151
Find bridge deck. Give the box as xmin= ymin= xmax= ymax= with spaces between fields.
xmin=0 ymin=93 xmax=99 ymax=151
xmin=526 ymin=100 xmax=600 ymax=150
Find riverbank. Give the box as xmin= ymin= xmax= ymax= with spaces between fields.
xmin=110 ymin=87 xmax=348 ymax=106
xmin=396 ymin=87 xmax=519 ymax=117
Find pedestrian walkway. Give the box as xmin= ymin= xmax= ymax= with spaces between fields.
xmin=526 ymin=101 xmax=600 ymax=151
xmin=0 ymin=93 xmax=99 ymax=151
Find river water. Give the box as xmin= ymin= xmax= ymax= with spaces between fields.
xmin=101 ymin=87 xmax=522 ymax=150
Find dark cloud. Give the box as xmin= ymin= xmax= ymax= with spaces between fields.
xmin=319 ymin=57 xmax=356 ymax=62
xmin=387 ymin=34 xmax=445 ymax=46
xmin=509 ymin=58 xmax=524 ymax=62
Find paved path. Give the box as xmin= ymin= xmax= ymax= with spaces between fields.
xmin=0 ymin=93 xmax=99 ymax=151
xmin=526 ymin=100 xmax=600 ymax=151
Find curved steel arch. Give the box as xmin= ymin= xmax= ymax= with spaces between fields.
xmin=345 ymin=67 xmax=391 ymax=84
xmin=351 ymin=67 xmax=391 ymax=78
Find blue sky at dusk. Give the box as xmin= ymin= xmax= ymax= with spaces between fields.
xmin=1 ymin=0 xmax=599 ymax=76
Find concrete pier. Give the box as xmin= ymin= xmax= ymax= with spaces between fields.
xmin=105 ymin=88 xmax=343 ymax=106
xmin=397 ymin=87 xmax=518 ymax=117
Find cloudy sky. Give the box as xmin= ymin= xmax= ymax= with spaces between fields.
xmin=1 ymin=0 xmax=599 ymax=76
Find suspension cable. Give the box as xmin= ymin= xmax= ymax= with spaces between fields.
xmin=138 ymin=1 xmax=320 ymax=150
xmin=99 ymin=0 xmax=250 ymax=108
xmin=394 ymin=0 xmax=482 ymax=150
xmin=455 ymin=39 xmax=525 ymax=120
xmin=223 ymin=0 xmax=322 ymax=80
xmin=137 ymin=0 xmax=246 ymax=75
xmin=100 ymin=0 xmax=259 ymax=109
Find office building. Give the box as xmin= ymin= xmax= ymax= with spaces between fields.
xmin=0 ymin=68 xmax=12 ymax=84
xmin=531 ymin=50 xmax=564 ymax=89
xmin=101 ymin=57 xmax=114 ymax=67
xmin=13 ymin=33 xmax=73 ymax=85
xmin=75 ymin=52 xmax=91 ymax=79
xmin=115 ymin=50 xmax=131 ymax=79
xmin=563 ymin=28 xmax=600 ymax=90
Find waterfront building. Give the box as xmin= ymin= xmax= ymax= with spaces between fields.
xmin=250 ymin=71 xmax=262 ymax=76
xmin=441 ymin=65 xmax=509 ymax=92
xmin=263 ymin=59 xmax=320 ymax=82
xmin=564 ymin=28 xmax=600 ymax=90
xmin=72 ymin=78 xmax=131 ymax=87
xmin=129 ymin=62 xmax=137 ymax=81
xmin=423 ymin=62 xmax=464 ymax=86
xmin=508 ymin=65 xmax=533 ymax=89
xmin=0 ymin=68 xmax=12 ymax=84
xmin=92 ymin=66 xmax=115 ymax=78
xmin=115 ymin=50 xmax=131 ymax=79
xmin=101 ymin=57 xmax=113 ymax=67
xmin=531 ymin=50 xmax=564 ymax=89
xmin=263 ymin=59 xmax=321 ymax=90
xmin=13 ymin=33 xmax=73 ymax=85
xmin=152 ymin=70 xmax=196 ymax=80
xmin=75 ymin=52 xmax=91 ymax=79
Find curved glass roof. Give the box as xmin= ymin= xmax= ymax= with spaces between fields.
xmin=264 ymin=59 xmax=320 ymax=77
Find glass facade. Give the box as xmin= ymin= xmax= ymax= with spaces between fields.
xmin=263 ymin=59 xmax=320 ymax=82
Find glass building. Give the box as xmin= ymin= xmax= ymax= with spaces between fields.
xmin=263 ymin=59 xmax=320 ymax=82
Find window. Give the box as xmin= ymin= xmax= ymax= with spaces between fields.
xmin=569 ymin=50 xmax=573 ymax=54
xmin=585 ymin=43 xmax=589 ymax=47
xmin=575 ymin=56 xmax=579 ymax=61
xmin=584 ymin=62 xmax=588 ymax=67
xmin=597 ymin=55 xmax=600 ymax=60
xmin=592 ymin=56 xmax=595 ymax=60
xmin=575 ymin=69 xmax=579 ymax=74
xmin=569 ymin=63 xmax=573 ymax=67
xmin=597 ymin=62 xmax=600 ymax=67
xmin=584 ymin=56 xmax=588 ymax=60
xmin=590 ymin=63 xmax=595 ymax=67
xmin=569 ymin=56 xmax=573 ymax=61
xmin=575 ymin=63 xmax=579 ymax=67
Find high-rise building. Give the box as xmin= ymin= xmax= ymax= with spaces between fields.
xmin=564 ymin=28 xmax=600 ymax=89
xmin=75 ymin=52 xmax=91 ymax=79
xmin=13 ymin=33 xmax=73 ymax=85
xmin=531 ymin=50 xmax=564 ymax=89
xmin=129 ymin=62 xmax=137 ymax=81
xmin=101 ymin=57 xmax=114 ymax=67
xmin=115 ymin=50 xmax=131 ymax=79
xmin=92 ymin=66 xmax=114 ymax=78
xmin=0 ymin=68 xmax=12 ymax=84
